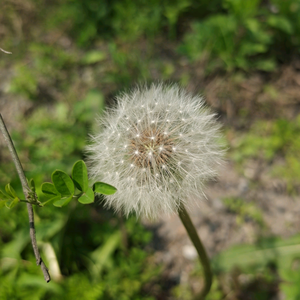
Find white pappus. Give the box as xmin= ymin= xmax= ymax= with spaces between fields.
xmin=86 ymin=83 xmax=224 ymax=219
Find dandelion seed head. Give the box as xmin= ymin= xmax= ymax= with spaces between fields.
xmin=86 ymin=83 xmax=224 ymax=219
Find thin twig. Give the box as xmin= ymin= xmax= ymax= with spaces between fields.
xmin=0 ymin=47 xmax=12 ymax=54
xmin=0 ymin=113 xmax=51 ymax=282
xmin=178 ymin=204 xmax=212 ymax=300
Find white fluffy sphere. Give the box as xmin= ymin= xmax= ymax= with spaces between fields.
xmin=86 ymin=84 xmax=224 ymax=218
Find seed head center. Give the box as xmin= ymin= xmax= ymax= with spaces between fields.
xmin=129 ymin=128 xmax=174 ymax=169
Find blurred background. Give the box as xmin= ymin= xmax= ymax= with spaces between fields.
xmin=1 ymin=0 xmax=300 ymax=299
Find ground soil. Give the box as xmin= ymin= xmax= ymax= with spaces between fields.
xmin=144 ymin=159 xmax=300 ymax=299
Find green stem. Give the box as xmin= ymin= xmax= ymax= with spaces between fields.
xmin=20 ymin=199 xmax=42 ymax=206
xmin=178 ymin=203 xmax=213 ymax=300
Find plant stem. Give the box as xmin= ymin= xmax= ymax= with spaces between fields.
xmin=0 ymin=114 xmax=51 ymax=282
xmin=178 ymin=203 xmax=212 ymax=300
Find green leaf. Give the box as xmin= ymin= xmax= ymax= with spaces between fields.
xmin=0 ymin=200 xmax=7 ymax=209
xmin=267 ymin=15 xmax=293 ymax=34
xmin=41 ymin=182 xmax=59 ymax=197
xmin=90 ymin=231 xmax=121 ymax=277
xmin=29 ymin=178 xmax=36 ymax=192
xmin=5 ymin=183 xmax=17 ymax=199
xmin=0 ymin=189 xmax=9 ymax=201
xmin=73 ymin=89 xmax=105 ymax=123
xmin=5 ymin=197 xmax=20 ymax=209
xmin=72 ymin=160 xmax=89 ymax=192
xmin=93 ymin=182 xmax=117 ymax=195
xmin=52 ymin=170 xmax=74 ymax=197
xmin=18 ymin=274 xmax=63 ymax=294
xmin=81 ymin=50 xmax=106 ymax=64
xmin=53 ymin=196 xmax=73 ymax=207
xmin=212 ymin=234 xmax=300 ymax=273
xmin=41 ymin=195 xmax=61 ymax=206
xmin=78 ymin=187 xmax=94 ymax=204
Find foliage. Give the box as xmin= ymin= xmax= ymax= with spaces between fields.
xmin=2 ymin=0 xmax=300 ymax=80
xmin=0 ymin=205 xmax=160 ymax=300
xmin=179 ymin=0 xmax=300 ymax=72
xmin=45 ymin=0 xmax=215 ymax=45
xmin=223 ymin=197 xmax=265 ymax=227
xmin=0 ymin=160 xmax=117 ymax=208
xmin=229 ymin=117 xmax=300 ymax=191
xmin=209 ymin=234 xmax=300 ymax=300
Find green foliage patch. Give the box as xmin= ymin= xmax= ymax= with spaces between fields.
xmin=179 ymin=0 xmax=300 ymax=72
xmin=230 ymin=117 xmax=300 ymax=191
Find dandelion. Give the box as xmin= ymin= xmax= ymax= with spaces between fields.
xmin=86 ymin=83 xmax=224 ymax=299
xmin=87 ymin=83 xmax=223 ymax=218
